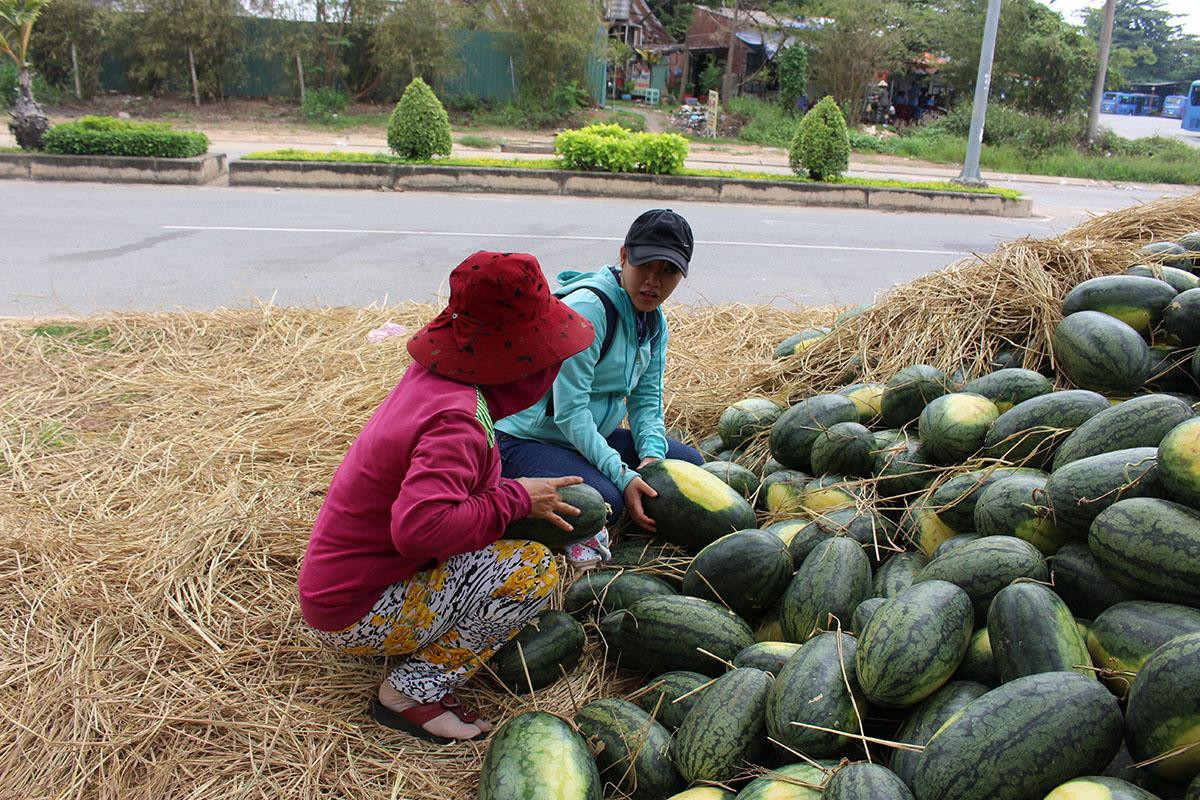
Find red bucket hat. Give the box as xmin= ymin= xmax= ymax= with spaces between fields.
xmin=407 ymin=251 xmax=595 ymax=385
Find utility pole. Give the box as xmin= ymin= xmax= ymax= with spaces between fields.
xmin=721 ymin=0 xmax=740 ymax=102
xmin=953 ymin=0 xmax=1002 ymax=187
xmin=1087 ymin=0 xmax=1118 ymax=144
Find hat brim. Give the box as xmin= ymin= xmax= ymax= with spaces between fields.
xmin=625 ymin=244 xmax=689 ymax=276
xmin=407 ymin=296 xmax=595 ymax=385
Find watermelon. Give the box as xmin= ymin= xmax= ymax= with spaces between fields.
xmin=973 ymin=471 xmax=1069 ymax=555
xmin=663 ymin=790 xmax=734 ymax=800
xmin=1048 ymin=541 xmax=1139 ymax=618
xmin=489 ymin=610 xmax=586 ymax=693
xmin=801 ymin=476 xmax=862 ymax=514
xmin=1147 ymin=346 xmax=1200 ymax=394
xmin=915 ymin=535 xmax=1048 ymax=624
xmin=1054 ymin=311 xmax=1152 ymax=394
xmin=478 ymin=711 xmax=601 ymax=800
xmin=1062 ymin=275 xmax=1179 ymax=337
xmin=762 ymin=457 xmax=786 ymax=476
xmin=874 ymin=551 xmax=929 ymax=597
xmin=1125 ymin=632 xmax=1200 ymax=782
xmin=774 ymin=328 xmax=829 ymax=360
xmin=761 ymin=469 xmax=812 ymax=513
xmin=881 ymin=365 xmax=949 ymax=427
xmin=1053 ymin=394 xmax=1195 ymax=469
xmin=767 ymin=516 xmax=811 ymax=553
xmin=1140 ymin=241 xmax=1190 ymax=263
xmin=853 ymin=597 xmax=886 ymax=633
xmin=918 ymin=393 xmax=1000 ymax=465
xmin=671 ymin=667 xmax=773 ymax=783
xmin=889 ymin=681 xmax=990 ymax=790
xmin=1087 ymin=601 xmax=1200 ymax=696
xmin=682 ymin=529 xmax=793 ymax=620
xmin=1044 ymin=776 xmax=1161 ymax=800
xmin=770 ymin=395 xmax=860 ymax=472
xmin=1128 ymin=264 xmax=1200 ymax=293
xmin=564 ymin=569 xmax=676 ymax=618
xmin=794 ymin=506 xmax=898 ymax=561
xmin=1089 ymin=497 xmax=1200 ymax=607
xmin=734 ymin=641 xmax=804 ymax=675
xmin=961 ymin=368 xmax=1054 ymax=414
xmin=699 ymin=460 xmax=761 ymax=500
xmin=505 ymin=482 xmax=608 ymax=546
xmin=838 ymin=382 xmax=886 ymax=425
xmin=1159 ymin=417 xmax=1200 ymax=508
xmin=1047 ymin=447 xmax=1163 ymax=537
xmin=929 ymin=467 xmax=1030 ymax=531
xmin=856 ymin=580 xmax=974 ymax=708
xmin=640 ymin=459 xmax=757 ymax=552
xmin=780 ymin=537 xmax=873 ymax=642
xmin=954 ymin=628 xmax=998 ymax=686
xmin=810 ymin=421 xmax=877 ymax=478
xmin=633 ymin=670 xmax=711 ymax=730
xmin=574 ymin=698 xmax=683 ymax=800
xmin=1190 ymin=775 xmax=1200 ymax=800
xmin=737 ymin=762 xmax=834 ymax=800
xmin=697 ymin=434 xmax=725 ymax=461
xmin=930 ymin=533 xmax=980 ymax=560
xmin=766 ymin=631 xmax=865 ymax=757
xmin=986 ymin=582 xmax=1092 ymax=682
xmin=901 ymin=495 xmax=958 ymax=558
xmin=608 ymin=537 xmax=685 ymax=573
xmin=984 ymin=390 xmax=1111 ymax=468
xmin=756 ymin=608 xmax=785 ymax=642
xmin=825 ymin=763 xmax=913 ymax=800
xmin=603 ymin=595 xmax=756 ymax=676
xmin=913 ymin=672 xmax=1124 ymax=800
xmin=873 ymin=436 xmax=937 ymax=498
xmin=1164 ymin=288 xmax=1200 ymax=346
xmin=718 ymin=398 xmax=784 ymax=449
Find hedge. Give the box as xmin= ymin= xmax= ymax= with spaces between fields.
xmin=42 ymin=116 xmax=209 ymax=158
xmin=554 ymin=124 xmax=688 ymax=175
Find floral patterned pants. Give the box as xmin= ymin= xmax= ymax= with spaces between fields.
xmin=314 ymin=540 xmax=558 ymax=703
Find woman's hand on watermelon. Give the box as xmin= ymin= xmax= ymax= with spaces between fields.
xmin=624 ymin=476 xmax=658 ymax=532
xmin=637 ymin=457 xmax=660 ymax=469
xmin=516 ymin=475 xmax=584 ymax=532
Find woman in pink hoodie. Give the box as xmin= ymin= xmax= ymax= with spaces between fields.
xmin=298 ymin=252 xmax=595 ymax=744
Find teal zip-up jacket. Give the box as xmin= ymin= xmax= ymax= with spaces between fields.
xmin=495 ymin=266 xmax=669 ymax=490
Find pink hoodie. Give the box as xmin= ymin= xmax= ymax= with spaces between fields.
xmin=298 ymin=363 xmax=549 ymax=631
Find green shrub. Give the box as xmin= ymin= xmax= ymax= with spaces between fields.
xmin=790 ymin=96 xmax=850 ymax=181
xmin=555 ymin=124 xmax=689 ymax=175
xmin=930 ymin=104 xmax=1083 ymax=157
xmin=386 ymin=77 xmax=452 ymax=161
xmin=776 ymin=45 xmax=809 ymax=110
xmin=633 ymin=132 xmax=689 ymax=174
xmin=728 ymin=96 xmax=798 ymax=148
xmin=42 ymin=116 xmax=209 ymax=158
xmin=847 ymin=129 xmax=887 ymax=152
xmin=0 ymin=62 xmax=62 ymax=111
xmin=300 ymin=87 xmax=349 ymax=124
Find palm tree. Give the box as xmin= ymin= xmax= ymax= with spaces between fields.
xmin=1 ymin=0 xmax=52 ymax=149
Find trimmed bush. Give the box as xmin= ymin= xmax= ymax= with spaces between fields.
xmin=554 ymin=124 xmax=688 ymax=175
xmin=42 ymin=116 xmax=209 ymax=158
xmin=386 ymin=77 xmax=452 ymax=161
xmin=790 ymin=96 xmax=850 ymax=181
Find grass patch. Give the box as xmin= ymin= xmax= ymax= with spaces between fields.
xmin=28 ymin=324 xmax=113 ymax=347
xmin=300 ymin=111 xmax=392 ymax=130
xmin=0 ymin=145 xmax=21 ymax=153
xmin=457 ymin=134 xmax=499 ymax=150
xmin=242 ymin=148 xmax=1020 ymax=197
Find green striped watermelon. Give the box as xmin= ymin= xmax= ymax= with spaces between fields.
xmin=1088 ymin=497 xmax=1200 ymax=607
xmin=766 ymin=516 xmax=811 ymax=555
xmin=640 ymin=459 xmax=757 ymax=552
xmin=929 ymin=467 xmax=1032 ymax=531
xmin=633 ymin=670 xmax=711 ymax=730
xmin=1147 ymin=346 xmax=1200 ymax=394
xmin=810 ymin=421 xmax=877 ymax=478
xmin=478 ymin=711 xmax=601 ymax=800
xmin=770 ymin=394 xmax=860 ymax=472
xmin=801 ymin=476 xmax=862 ymax=515
xmin=984 ymin=390 xmax=1112 ymax=468
xmin=762 ymin=469 xmax=812 ymax=513
xmin=901 ymin=495 xmax=958 ymax=558
xmin=987 ymin=582 xmax=1093 ymax=682
xmin=826 ymin=763 xmax=913 ymax=799
xmin=1047 ymin=447 xmax=1163 ymax=537
xmin=489 ymin=610 xmax=586 ymax=693
xmin=973 ymin=471 xmax=1069 ymax=555
xmin=766 ymin=631 xmax=865 ymax=757
xmin=602 ymin=595 xmax=756 ymax=676
xmin=718 ymin=397 xmax=785 ymax=449
xmin=780 ymin=536 xmax=873 ymax=642
xmin=698 ymin=434 xmax=725 ymax=461
xmin=662 ymin=788 xmax=735 ymax=800
xmin=915 ymin=535 xmax=1048 ymax=624
xmin=1164 ymin=288 xmax=1200 ymax=347
xmin=762 ymin=457 xmax=787 ymax=477
xmin=838 ymin=382 xmax=885 ymax=425
xmin=734 ymin=641 xmax=803 ymax=675
xmin=874 ymin=551 xmax=929 ymax=597
xmin=1062 ymin=275 xmax=1179 ymax=337
xmin=931 ymin=534 xmax=980 ymax=560
xmin=856 ymin=580 xmax=974 ymax=708
xmin=683 ymin=529 xmax=793 ymax=620
xmin=574 ymin=698 xmax=684 ymax=800
xmin=671 ymin=667 xmax=773 ymax=783
xmin=774 ymin=328 xmax=829 ymax=360
xmin=919 ymin=393 xmax=1000 ymax=465
xmin=1124 ymin=632 xmax=1200 ymax=782
xmin=607 ymin=537 xmax=686 ymax=577
xmin=1044 ymin=776 xmax=1161 ymax=800
xmin=913 ymin=672 xmax=1124 ymax=800
xmin=564 ymin=570 xmax=676 ymax=618
xmin=873 ymin=436 xmax=937 ymax=499
xmin=756 ymin=608 xmax=785 ymax=642
xmin=852 ymin=597 xmax=886 ymax=633
xmin=954 ymin=628 xmax=999 ymax=686
xmin=737 ymin=762 xmax=834 ymax=800
xmin=1054 ymin=311 xmax=1151 ymax=394
xmin=1053 ymin=394 xmax=1195 ymax=469
xmin=889 ymin=680 xmax=989 ymax=790
xmin=699 ymin=460 xmax=761 ymax=500
xmin=961 ymin=368 xmax=1054 ymax=414
xmin=1159 ymin=417 xmax=1200 ymax=508
xmin=881 ymin=365 xmax=949 ymax=427
xmin=505 ymin=482 xmax=608 ymax=547
xmin=1128 ymin=264 xmax=1200 ymax=293
xmin=1048 ymin=541 xmax=1139 ymax=618
xmin=795 ymin=506 xmax=898 ymax=562
xmin=1087 ymin=601 xmax=1200 ymax=696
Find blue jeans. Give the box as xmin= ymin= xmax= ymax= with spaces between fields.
xmin=498 ymin=429 xmax=703 ymax=524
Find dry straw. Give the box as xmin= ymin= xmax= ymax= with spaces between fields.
xmin=1 ymin=192 xmax=1198 ymax=799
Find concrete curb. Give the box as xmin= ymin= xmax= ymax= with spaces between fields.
xmin=0 ymin=152 xmax=227 ymax=185
xmin=229 ymin=160 xmax=1033 ymax=217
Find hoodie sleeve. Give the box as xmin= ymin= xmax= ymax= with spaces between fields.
xmin=389 ymin=410 xmax=532 ymax=561
xmin=551 ymin=297 xmax=638 ymax=490
xmin=627 ymin=316 xmax=669 ymax=460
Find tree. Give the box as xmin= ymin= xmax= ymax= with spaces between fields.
xmin=387 ymin=76 xmax=451 ymax=160
xmin=119 ymin=0 xmax=243 ymax=101
xmin=806 ymin=0 xmax=908 ymax=125
xmin=1083 ymin=0 xmax=1188 ymax=84
xmin=488 ymin=0 xmax=600 ymax=110
xmin=776 ymin=43 xmax=808 ymax=110
xmin=372 ymin=0 xmax=461 ymax=99
xmin=29 ymin=0 xmax=111 ymax=99
xmin=790 ymin=94 xmax=850 ymax=180
xmin=1 ymin=0 xmax=52 ymax=149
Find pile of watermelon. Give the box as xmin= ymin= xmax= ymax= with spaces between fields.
xmin=479 ymin=235 xmax=1200 ymax=800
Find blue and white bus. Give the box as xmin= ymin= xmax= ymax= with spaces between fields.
xmin=1183 ymin=80 xmax=1200 ymax=132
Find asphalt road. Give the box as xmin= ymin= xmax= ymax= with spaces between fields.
xmin=1098 ymin=111 xmax=1200 ymax=147
xmin=0 ymin=179 xmax=1193 ymax=317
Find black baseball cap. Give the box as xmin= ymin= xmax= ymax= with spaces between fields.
xmin=623 ymin=209 xmax=694 ymax=277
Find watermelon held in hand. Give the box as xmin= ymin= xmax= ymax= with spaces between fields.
xmin=640 ymin=459 xmax=757 ymax=552
xmin=505 ymin=482 xmax=608 ymax=547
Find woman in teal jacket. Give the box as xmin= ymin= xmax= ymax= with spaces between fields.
xmin=496 ymin=209 xmax=703 ymax=557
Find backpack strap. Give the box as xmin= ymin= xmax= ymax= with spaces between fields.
xmin=545 ymin=286 xmax=619 ymax=419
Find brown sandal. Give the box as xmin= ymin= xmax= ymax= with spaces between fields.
xmin=370 ymin=693 xmax=487 ymax=744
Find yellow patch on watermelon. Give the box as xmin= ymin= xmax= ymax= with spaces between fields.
xmin=664 ymin=460 xmax=739 ymax=512
xmin=1152 ymin=719 xmax=1200 ymax=782
xmin=792 ymin=334 xmax=825 ymax=355
xmin=665 ymin=788 xmax=736 ymax=800
xmin=1043 ymin=779 xmax=1114 ymax=800
xmin=755 ymin=784 xmax=820 ymax=800
xmin=801 ymin=485 xmax=856 ymax=513
xmin=912 ymin=508 xmax=957 ymax=557
xmin=769 ymin=520 xmax=807 ymax=547
xmin=945 ymin=393 xmax=1000 ymax=426
xmin=845 ymin=384 xmax=884 ymax=420
xmin=1098 ymin=304 xmax=1152 ymax=336
xmin=767 ymin=483 xmax=805 ymax=513
xmin=1160 ymin=418 xmax=1200 ymax=486
xmin=756 ymin=613 xmax=785 ymax=643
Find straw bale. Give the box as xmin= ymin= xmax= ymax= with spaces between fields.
xmin=2 ymin=192 xmax=1198 ymax=799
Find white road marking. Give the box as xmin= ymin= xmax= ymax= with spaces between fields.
xmin=162 ymin=225 xmax=968 ymax=256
